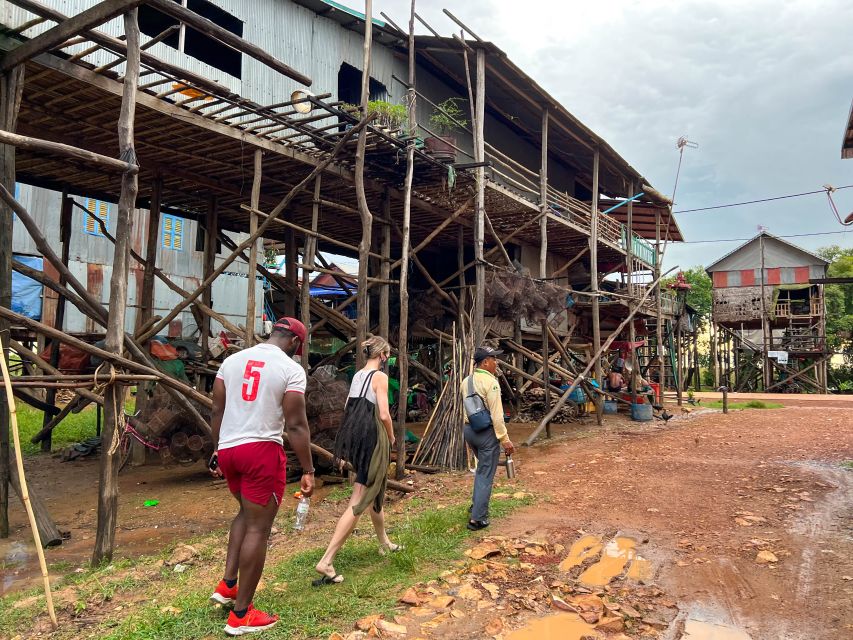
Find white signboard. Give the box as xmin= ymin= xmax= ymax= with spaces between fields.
xmin=767 ymin=350 xmax=789 ymax=365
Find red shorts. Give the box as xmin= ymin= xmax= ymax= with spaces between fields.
xmin=218 ymin=441 xmax=287 ymax=506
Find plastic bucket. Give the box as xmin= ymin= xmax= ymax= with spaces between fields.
xmin=603 ymin=400 xmax=619 ymax=414
xmin=631 ymin=403 xmax=653 ymax=422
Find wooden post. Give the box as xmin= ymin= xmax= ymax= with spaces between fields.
xmin=539 ymin=107 xmax=549 ymax=279
xmin=676 ymin=322 xmax=683 ymax=405
xmin=285 ymin=229 xmax=297 ymax=318
xmin=473 ymin=46 xmax=486 ymax=346
xmin=246 ymin=149 xmax=262 ymax=345
xmin=759 ymin=232 xmax=770 ymax=390
xmin=589 ymin=148 xmax=603 ymax=425
xmin=655 ymin=210 xmax=665 ymax=403
xmin=40 ymin=194 xmax=72 ymax=453
xmin=301 ymin=176 xmax=321 ymax=367
xmin=541 ymin=321 xmax=551 ymax=437
xmin=710 ymin=311 xmax=719 ymax=388
xmin=0 ymin=63 xmax=24 ymax=538
xmin=139 ymin=175 xmax=161 ymax=333
xmin=396 ymin=0 xmax=415 ymax=479
xmin=379 ymin=191 xmax=391 ymax=338
xmin=354 ymin=0 xmax=374 ymax=368
xmin=626 ymin=181 xmax=638 ymax=405
xmin=92 ymin=8 xmax=140 ymax=567
xmin=201 ymin=196 xmax=217 ymax=355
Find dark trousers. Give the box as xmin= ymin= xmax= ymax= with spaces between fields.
xmin=463 ymin=424 xmax=500 ymax=522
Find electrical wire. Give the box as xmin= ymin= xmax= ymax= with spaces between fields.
xmin=676 ymin=229 xmax=853 ymax=244
xmin=674 ymin=184 xmax=853 ymax=214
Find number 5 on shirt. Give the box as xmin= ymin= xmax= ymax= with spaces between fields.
xmin=241 ymin=360 xmax=266 ymax=401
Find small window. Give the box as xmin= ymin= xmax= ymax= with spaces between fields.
xmin=83 ymin=199 xmax=110 ymax=236
xmin=162 ymin=214 xmax=185 ymax=250
xmin=138 ymin=0 xmax=243 ymax=79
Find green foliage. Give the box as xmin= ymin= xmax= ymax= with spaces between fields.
xmin=15 ymin=403 xmax=99 ymax=455
xmin=367 ymin=100 xmax=407 ymax=129
xmin=662 ymin=266 xmax=712 ymax=322
xmin=705 ymin=400 xmax=783 ymax=410
xmin=429 ymin=98 xmax=468 ymax=135
xmin=817 ymin=245 xmax=853 ymax=364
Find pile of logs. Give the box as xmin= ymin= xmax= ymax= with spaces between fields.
xmin=515 ymin=387 xmax=585 ymax=424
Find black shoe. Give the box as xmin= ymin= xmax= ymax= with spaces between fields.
xmin=467 ymin=520 xmax=489 ymax=531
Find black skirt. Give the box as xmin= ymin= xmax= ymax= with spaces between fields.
xmin=333 ymin=395 xmax=378 ymax=485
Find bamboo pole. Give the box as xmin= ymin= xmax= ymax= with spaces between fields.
xmin=525 ymin=267 xmax=677 ymax=445
xmin=246 ymin=149 xmax=262 ymax=345
xmin=0 ymin=349 xmax=57 ymax=626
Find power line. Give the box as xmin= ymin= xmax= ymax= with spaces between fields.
xmin=677 ymin=229 xmax=853 ymax=245
xmin=673 ymin=184 xmax=853 ymax=214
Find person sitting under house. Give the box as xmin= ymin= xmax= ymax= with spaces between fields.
xmin=606 ymin=366 xmax=626 ymax=393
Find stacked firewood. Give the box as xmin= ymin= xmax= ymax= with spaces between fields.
xmin=515 ymin=387 xmax=584 ymax=424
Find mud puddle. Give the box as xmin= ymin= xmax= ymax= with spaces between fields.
xmin=681 ymin=618 xmax=752 ymax=640
xmin=505 ymin=613 xmax=600 ymax=639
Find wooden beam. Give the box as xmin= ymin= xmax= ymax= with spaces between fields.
xmin=0 ymin=129 xmax=137 ymax=174
xmin=245 ymin=149 xmax=262 ymax=345
xmin=539 ymin=107 xmax=549 ymax=279
xmin=146 ymin=0 xmax=312 ymax=86
xmin=0 ymin=0 xmax=144 ymax=72
xmin=93 ymin=8 xmax=140 ymax=567
xmin=201 ymin=196 xmax=217 ymax=354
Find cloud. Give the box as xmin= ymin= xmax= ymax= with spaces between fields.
xmin=374 ymin=0 xmax=853 ymax=267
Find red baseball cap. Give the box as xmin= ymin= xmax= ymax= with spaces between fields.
xmin=273 ymin=317 xmax=307 ymax=356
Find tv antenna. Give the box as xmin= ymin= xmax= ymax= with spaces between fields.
xmin=823 ymin=184 xmax=853 ymax=225
xmin=672 ymin=136 xmax=698 ymax=205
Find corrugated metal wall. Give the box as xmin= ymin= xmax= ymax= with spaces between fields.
xmin=11 ymin=183 xmax=263 ymax=336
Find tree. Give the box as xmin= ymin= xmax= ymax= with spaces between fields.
xmin=817 ymin=245 xmax=853 ymax=364
xmin=661 ymin=266 xmax=712 ymax=322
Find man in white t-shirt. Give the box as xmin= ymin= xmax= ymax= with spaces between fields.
xmin=207 ymin=317 xmax=314 ymax=636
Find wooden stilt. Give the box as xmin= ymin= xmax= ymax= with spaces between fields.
xmin=41 ymin=193 xmax=71 ymax=453
xmin=626 ymin=180 xmax=637 ymax=405
xmin=354 ymin=0 xmax=374 ymax=368
xmin=92 ymin=8 xmax=140 ymax=567
xmin=379 ymin=190 xmax=391 ymax=338
xmin=0 ymin=63 xmax=24 ymax=539
xmin=301 ymin=176 xmax=321 ymax=367
xmin=655 ymin=210 xmax=665 ymax=402
xmin=473 ymin=46 xmax=486 ymax=346
xmin=139 ymin=175 xmax=161 ymax=334
xmin=396 ymin=0 xmax=415 ymax=479
xmin=285 ymin=228 xmax=297 ymax=318
xmin=246 ymin=149 xmax=262 ymax=345
xmin=589 ymin=149 xmax=603 ymax=425
xmin=201 ymin=196 xmax=217 ymax=355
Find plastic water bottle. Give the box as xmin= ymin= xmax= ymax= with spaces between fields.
xmin=293 ymin=496 xmax=310 ymax=531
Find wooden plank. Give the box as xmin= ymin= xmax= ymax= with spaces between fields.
xmin=0 ymin=0 xmax=144 ymax=72
xmin=146 ymin=0 xmax=312 ymax=86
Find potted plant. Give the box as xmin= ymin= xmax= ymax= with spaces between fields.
xmin=367 ymin=100 xmax=407 ymax=132
xmin=425 ymin=97 xmax=467 ymax=162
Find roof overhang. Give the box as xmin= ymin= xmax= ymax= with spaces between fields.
xmin=598 ymin=199 xmax=682 ymax=242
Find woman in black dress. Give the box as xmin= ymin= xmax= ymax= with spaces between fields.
xmin=314 ymin=336 xmax=401 ymax=585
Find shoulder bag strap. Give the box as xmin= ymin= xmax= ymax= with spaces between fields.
xmin=359 ymin=370 xmax=378 ymax=399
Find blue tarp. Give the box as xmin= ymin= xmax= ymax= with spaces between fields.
xmin=12 ymin=255 xmax=43 ymax=320
xmin=310 ymin=285 xmax=355 ymax=297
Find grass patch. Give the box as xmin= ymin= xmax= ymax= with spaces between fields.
xmin=100 ymin=495 xmax=532 ymax=640
xmin=325 ymin=484 xmax=354 ymax=503
xmin=842 ymin=460 xmax=853 ymax=470
xmin=705 ymin=400 xmax=783 ymax=410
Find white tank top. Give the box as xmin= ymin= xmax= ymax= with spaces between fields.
xmin=349 ymin=369 xmax=378 ymax=404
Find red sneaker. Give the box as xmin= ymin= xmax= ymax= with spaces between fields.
xmin=224 ymin=605 xmax=278 ymax=636
xmin=210 ymin=579 xmax=238 ymax=606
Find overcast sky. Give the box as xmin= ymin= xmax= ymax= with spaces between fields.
xmin=364 ymin=0 xmax=853 ymax=272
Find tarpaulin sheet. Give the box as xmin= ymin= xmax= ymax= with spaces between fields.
xmin=12 ymin=255 xmax=43 ymax=320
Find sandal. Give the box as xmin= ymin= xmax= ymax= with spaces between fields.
xmin=312 ymin=573 xmax=344 ymax=587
